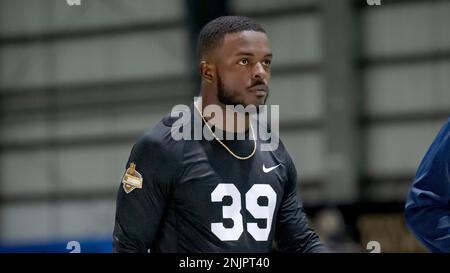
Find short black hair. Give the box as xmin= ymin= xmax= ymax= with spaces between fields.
xmin=197 ymin=16 xmax=266 ymax=60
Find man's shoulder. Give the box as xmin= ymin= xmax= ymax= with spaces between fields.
xmin=443 ymin=116 xmax=450 ymax=136
xmin=133 ymin=111 xmax=189 ymax=155
xmin=433 ymin=116 xmax=450 ymax=159
xmin=430 ymin=117 xmax=450 ymax=153
xmin=415 ymin=116 xmax=450 ymax=177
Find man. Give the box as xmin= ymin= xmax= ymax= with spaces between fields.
xmin=405 ymin=117 xmax=450 ymax=252
xmin=113 ymin=16 xmax=326 ymax=253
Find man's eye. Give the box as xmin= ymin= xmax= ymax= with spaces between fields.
xmin=238 ymin=59 xmax=249 ymax=65
xmin=262 ymin=60 xmax=271 ymax=67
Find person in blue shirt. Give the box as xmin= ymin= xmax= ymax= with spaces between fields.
xmin=405 ymin=117 xmax=450 ymax=252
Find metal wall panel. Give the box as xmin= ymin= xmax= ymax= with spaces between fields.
xmin=269 ymin=73 xmax=323 ymax=122
xmin=1 ymin=29 xmax=189 ymax=88
xmin=57 ymin=200 xmax=115 ymax=239
xmin=365 ymin=61 xmax=450 ymax=116
xmin=365 ymin=120 xmax=446 ymax=175
xmin=232 ymin=0 xmax=317 ymax=13
xmin=0 ymin=150 xmax=55 ymax=195
xmin=261 ymin=15 xmax=322 ymax=65
xmin=0 ymin=203 xmax=55 ymax=243
xmin=363 ymin=1 xmax=450 ymax=57
xmin=0 ymin=0 xmax=183 ymax=36
xmin=280 ymin=130 xmax=324 ymax=179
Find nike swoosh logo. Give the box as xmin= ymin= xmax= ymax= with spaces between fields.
xmin=263 ymin=164 xmax=281 ymax=173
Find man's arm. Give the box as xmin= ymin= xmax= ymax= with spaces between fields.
xmin=113 ymin=135 xmax=174 ymax=253
xmin=405 ymin=118 xmax=450 ymax=253
xmin=274 ymin=156 xmax=327 ymax=253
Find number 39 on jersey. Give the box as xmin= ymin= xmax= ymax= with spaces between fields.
xmin=211 ymin=183 xmax=277 ymax=241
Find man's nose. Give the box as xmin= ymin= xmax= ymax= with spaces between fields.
xmin=252 ymin=62 xmax=267 ymax=80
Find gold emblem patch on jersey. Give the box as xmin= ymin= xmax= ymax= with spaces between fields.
xmin=122 ymin=162 xmax=143 ymax=194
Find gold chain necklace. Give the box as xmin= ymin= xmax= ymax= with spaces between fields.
xmin=194 ymin=101 xmax=256 ymax=160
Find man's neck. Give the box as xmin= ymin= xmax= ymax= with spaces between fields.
xmin=195 ymin=97 xmax=249 ymax=133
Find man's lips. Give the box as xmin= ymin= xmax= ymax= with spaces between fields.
xmin=248 ymin=84 xmax=268 ymax=96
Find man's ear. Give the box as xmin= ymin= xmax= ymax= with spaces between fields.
xmin=200 ymin=61 xmax=215 ymax=83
